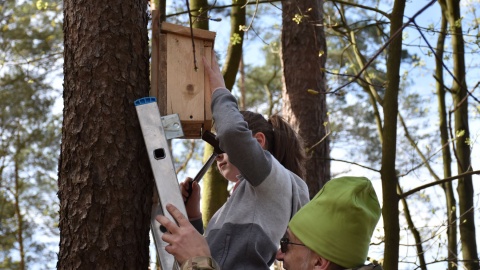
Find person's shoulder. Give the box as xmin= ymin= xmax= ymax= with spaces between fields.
xmin=291 ymin=170 xmax=308 ymax=190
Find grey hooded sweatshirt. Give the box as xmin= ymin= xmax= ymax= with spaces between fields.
xmin=202 ymin=88 xmax=310 ymax=270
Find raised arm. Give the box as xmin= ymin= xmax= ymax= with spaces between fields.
xmin=203 ymin=55 xmax=272 ymax=186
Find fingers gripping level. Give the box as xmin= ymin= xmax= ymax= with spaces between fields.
xmin=134 ymin=97 xmax=187 ymax=270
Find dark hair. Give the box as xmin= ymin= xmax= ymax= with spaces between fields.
xmin=240 ymin=111 xmax=306 ymax=179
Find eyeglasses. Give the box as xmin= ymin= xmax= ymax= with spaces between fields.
xmin=280 ymin=237 xmax=306 ymax=253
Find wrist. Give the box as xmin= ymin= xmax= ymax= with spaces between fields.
xmin=212 ymin=86 xmax=226 ymax=94
xmin=181 ymin=256 xmax=220 ymax=270
xmin=188 ymin=212 xmax=202 ymax=221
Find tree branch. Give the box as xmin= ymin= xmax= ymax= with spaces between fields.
xmin=400 ymin=170 xmax=480 ymax=198
xmin=327 ymin=0 xmax=391 ymax=19
xmin=330 ymin=0 xmax=437 ymax=94
xmin=327 ymin=157 xmax=380 ymax=173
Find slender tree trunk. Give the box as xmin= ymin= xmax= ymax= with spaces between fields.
xmin=222 ymin=0 xmax=247 ymax=89
xmin=398 ymin=185 xmax=427 ymax=270
xmin=381 ymin=0 xmax=405 ymax=268
xmin=14 ymin=149 xmax=25 ymax=270
xmin=239 ymin=57 xmax=246 ymax=110
xmin=343 ymin=34 xmax=384 ymax=143
xmin=435 ymin=9 xmax=458 ymax=269
xmin=191 ymin=0 xmax=208 ymax=29
xmin=438 ymin=1 xmax=478 ymax=269
xmin=201 ymin=145 xmax=229 ymax=227
xmin=58 ymin=1 xmax=151 ymax=268
xmin=281 ymin=0 xmax=330 ymax=196
xmin=448 ymin=0 xmax=478 ymax=267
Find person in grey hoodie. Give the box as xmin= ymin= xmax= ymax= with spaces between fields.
xmin=173 ymin=53 xmax=310 ymax=270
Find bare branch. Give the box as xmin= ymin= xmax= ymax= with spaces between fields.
xmin=175 ymin=140 xmax=197 ymax=174
xmin=327 ymin=158 xmax=380 ymax=173
xmin=400 ymin=170 xmax=480 ymax=198
xmin=330 ymin=0 xmax=437 ymax=94
xmin=411 ymin=20 xmax=480 ymax=105
xmin=326 ymin=0 xmax=391 ymax=19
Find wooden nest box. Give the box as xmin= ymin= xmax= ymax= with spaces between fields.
xmin=151 ymin=22 xmax=216 ymax=139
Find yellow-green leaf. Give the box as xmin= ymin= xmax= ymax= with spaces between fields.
xmin=36 ymin=0 xmax=49 ymax=10
xmin=230 ymin=33 xmax=242 ymax=45
xmin=454 ymin=17 xmax=464 ymax=28
xmin=465 ymin=137 xmax=472 ymax=146
xmin=307 ymin=89 xmax=319 ymax=95
xmin=292 ymin=14 xmax=303 ymax=24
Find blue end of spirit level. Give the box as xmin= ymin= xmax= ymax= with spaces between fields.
xmin=134 ymin=97 xmax=157 ymax=106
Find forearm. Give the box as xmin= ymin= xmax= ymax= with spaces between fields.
xmin=211 ymin=89 xmax=271 ymax=185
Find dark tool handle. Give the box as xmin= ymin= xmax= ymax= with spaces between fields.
xmin=186 ymin=130 xmax=223 ymax=202
xmin=187 ymin=153 xmax=218 ymax=201
xmin=193 ymin=153 xmax=217 ymax=183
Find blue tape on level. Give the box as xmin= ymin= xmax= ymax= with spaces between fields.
xmin=134 ymin=97 xmax=157 ymax=106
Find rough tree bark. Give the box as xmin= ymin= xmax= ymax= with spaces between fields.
xmin=58 ymin=1 xmax=152 ymax=268
xmin=281 ymin=0 xmax=330 ymax=196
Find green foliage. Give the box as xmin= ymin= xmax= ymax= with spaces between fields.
xmin=292 ymin=14 xmax=303 ymax=24
xmin=453 ymin=17 xmax=464 ymax=29
xmin=230 ymin=32 xmax=242 ymax=45
xmin=0 ymin=0 xmax=63 ymax=268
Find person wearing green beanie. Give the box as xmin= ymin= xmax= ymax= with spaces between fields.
xmin=156 ymin=176 xmax=383 ymax=270
xmin=276 ymin=176 xmax=382 ymax=270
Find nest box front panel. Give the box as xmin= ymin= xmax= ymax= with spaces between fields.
xmin=166 ymin=34 xmax=205 ymax=123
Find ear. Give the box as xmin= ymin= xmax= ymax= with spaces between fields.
xmin=253 ymin=132 xmax=267 ymax=149
xmin=313 ymin=255 xmax=331 ymax=270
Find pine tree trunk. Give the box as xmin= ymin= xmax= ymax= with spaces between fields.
xmin=281 ymin=0 xmax=330 ymax=196
xmin=58 ymin=1 xmax=152 ymax=268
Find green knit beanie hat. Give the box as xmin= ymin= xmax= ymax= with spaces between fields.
xmin=288 ymin=176 xmax=381 ymax=268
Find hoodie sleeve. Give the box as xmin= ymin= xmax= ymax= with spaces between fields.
xmin=211 ymin=88 xmax=272 ymax=186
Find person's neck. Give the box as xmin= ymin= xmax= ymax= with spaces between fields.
xmin=232 ymin=179 xmax=242 ymax=192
